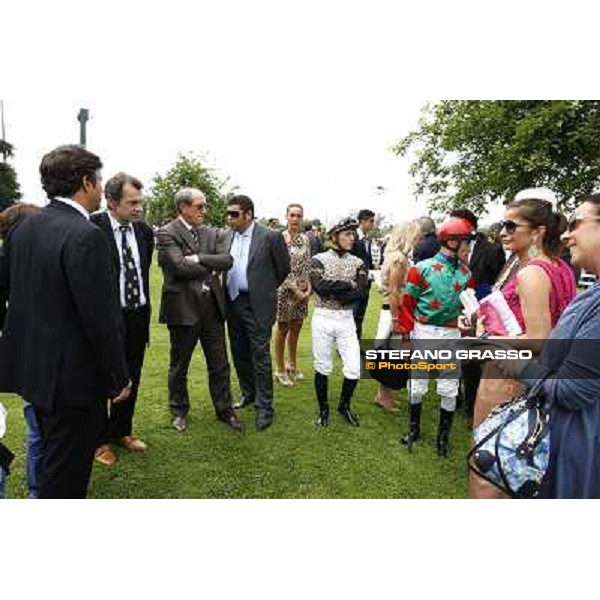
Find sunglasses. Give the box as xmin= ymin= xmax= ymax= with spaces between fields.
xmin=226 ymin=210 xmax=241 ymax=218
xmin=567 ymin=215 xmax=600 ymax=233
xmin=499 ymin=220 xmax=528 ymax=234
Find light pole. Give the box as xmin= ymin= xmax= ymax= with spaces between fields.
xmin=77 ymin=108 xmax=90 ymax=147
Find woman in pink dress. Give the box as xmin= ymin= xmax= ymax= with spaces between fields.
xmin=470 ymin=196 xmax=576 ymax=498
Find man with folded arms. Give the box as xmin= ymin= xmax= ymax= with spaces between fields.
xmin=157 ymin=188 xmax=242 ymax=433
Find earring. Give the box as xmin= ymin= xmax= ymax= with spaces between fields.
xmin=528 ymin=243 xmax=539 ymax=259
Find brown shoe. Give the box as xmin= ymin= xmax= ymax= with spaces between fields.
xmin=95 ymin=444 xmax=117 ymax=466
xmin=119 ymin=436 xmax=147 ymax=453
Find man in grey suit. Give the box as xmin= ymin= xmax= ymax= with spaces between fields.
xmin=224 ymin=195 xmax=291 ymax=431
xmin=157 ymin=188 xmax=242 ymax=433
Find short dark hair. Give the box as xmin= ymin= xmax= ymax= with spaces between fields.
xmin=0 ymin=202 xmax=40 ymax=241
xmin=581 ymin=193 xmax=600 ymax=216
xmin=104 ymin=172 xmax=143 ymax=203
xmin=228 ymin=195 xmax=254 ymax=217
xmin=357 ymin=209 xmax=375 ymax=222
xmin=40 ymin=145 xmax=102 ymax=199
xmin=450 ymin=208 xmax=478 ymax=229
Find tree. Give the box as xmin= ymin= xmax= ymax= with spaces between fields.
xmin=144 ymin=153 xmax=235 ymax=226
xmin=394 ymin=100 xmax=600 ymax=215
xmin=0 ymin=140 xmax=22 ymax=211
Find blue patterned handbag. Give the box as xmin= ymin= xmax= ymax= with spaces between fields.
xmin=467 ymin=379 xmax=551 ymax=498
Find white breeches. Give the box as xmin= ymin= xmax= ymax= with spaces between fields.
xmin=409 ymin=322 xmax=461 ymax=411
xmin=312 ymin=308 xmax=361 ymax=380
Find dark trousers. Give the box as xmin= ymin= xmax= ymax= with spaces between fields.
xmin=226 ymin=293 xmax=274 ymax=416
xmin=168 ymin=293 xmax=233 ymax=418
xmin=35 ymin=400 xmax=104 ymax=499
xmin=460 ymin=361 xmax=482 ymax=418
xmin=353 ymin=282 xmax=371 ymax=339
xmin=103 ymin=306 xmax=148 ymax=441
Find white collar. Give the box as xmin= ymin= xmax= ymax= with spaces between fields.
xmin=236 ymin=222 xmax=255 ymax=238
xmin=54 ymin=197 xmax=90 ymax=220
xmin=178 ymin=215 xmax=194 ymax=231
xmin=108 ymin=211 xmax=132 ymax=232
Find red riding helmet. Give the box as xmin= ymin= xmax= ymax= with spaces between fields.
xmin=437 ymin=217 xmax=475 ymax=243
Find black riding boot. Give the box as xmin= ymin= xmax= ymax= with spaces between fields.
xmin=436 ymin=408 xmax=455 ymax=459
xmin=400 ymin=403 xmax=422 ymax=452
xmin=314 ymin=372 xmax=329 ymax=427
xmin=338 ymin=378 xmax=359 ymax=427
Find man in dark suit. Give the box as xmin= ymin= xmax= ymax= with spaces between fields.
xmin=350 ymin=208 xmax=375 ymax=338
xmin=450 ymin=208 xmax=506 ymax=418
xmin=90 ymin=173 xmax=154 ymax=466
xmin=0 ymin=145 xmax=131 ymax=498
xmin=412 ymin=216 xmax=441 ymax=263
xmin=223 ymin=195 xmax=291 ymax=431
xmin=157 ymin=188 xmax=242 ymax=434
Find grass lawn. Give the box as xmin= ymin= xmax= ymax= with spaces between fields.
xmin=0 ymin=263 xmax=472 ymax=498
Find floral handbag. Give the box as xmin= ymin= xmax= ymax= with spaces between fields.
xmin=467 ymin=378 xmax=551 ymax=499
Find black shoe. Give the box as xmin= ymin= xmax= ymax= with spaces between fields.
xmin=256 ymin=412 xmax=273 ymax=431
xmin=314 ymin=372 xmax=329 ymax=427
xmin=217 ymin=412 xmax=244 ymax=432
xmin=338 ymin=378 xmax=360 ymax=427
xmin=233 ymin=394 xmax=255 ymax=410
xmin=400 ymin=403 xmax=422 ymax=452
xmin=172 ymin=415 xmax=187 ymax=433
xmin=315 ymin=407 xmax=329 ymax=427
xmin=436 ymin=408 xmax=454 ymax=459
xmin=338 ymin=405 xmax=360 ymax=427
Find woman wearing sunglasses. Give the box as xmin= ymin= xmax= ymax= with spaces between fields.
xmin=493 ymin=195 xmax=600 ymax=498
xmin=470 ymin=195 xmax=576 ymax=498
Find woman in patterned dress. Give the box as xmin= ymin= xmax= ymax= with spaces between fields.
xmin=274 ymin=204 xmax=312 ymax=386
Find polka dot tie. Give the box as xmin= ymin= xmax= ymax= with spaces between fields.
xmin=120 ymin=225 xmax=140 ymax=310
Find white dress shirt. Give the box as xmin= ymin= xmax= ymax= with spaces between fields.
xmin=54 ymin=196 xmax=90 ymax=220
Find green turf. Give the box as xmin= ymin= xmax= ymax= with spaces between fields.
xmin=0 ymin=263 xmax=472 ymax=498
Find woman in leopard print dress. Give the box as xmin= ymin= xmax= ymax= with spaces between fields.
xmin=274 ymin=204 xmax=312 ymax=386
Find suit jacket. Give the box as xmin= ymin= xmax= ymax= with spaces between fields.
xmin=470 ymin=235 xmax=506 ymax=295
xmin=90 ymin=212 xmax=155 ymax=343
xmin=0 ymin=200 xmax=129 ymax=411
xmin=0 ymin=246 xmax=7 ymax=331
xmin=223 ymin=223 xmax=291 ymax=329
xmin=413 ymin=233 xmax=441 ymax=264
xmin=157 ymin=218 xmax=232 ymax=325
xmin=351 ymin=231 xmax=374 ymax=271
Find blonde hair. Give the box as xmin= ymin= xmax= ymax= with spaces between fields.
xmin=384 ymin=220 xmax=421 ymax=258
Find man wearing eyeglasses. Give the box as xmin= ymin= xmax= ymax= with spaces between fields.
xmin=157 ymin=188 xmax=243 ymax=434
xmin=224 ymin=195 xmax=291 ymax=431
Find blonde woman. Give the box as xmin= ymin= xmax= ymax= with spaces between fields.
xmin=373 ymin=220 xmax=422 ymax=410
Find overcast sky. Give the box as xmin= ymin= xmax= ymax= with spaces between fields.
xmin=3 ymin=1 xmax=596 ymax=228
xmin=2 ymin=96 xmax=430 ymax=227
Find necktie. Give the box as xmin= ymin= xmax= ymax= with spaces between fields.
xmin=120 ymin=225 xmax=141 ymax=309
xmin=191 ymin=228 xmax=200 ymax=246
